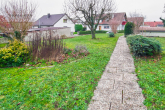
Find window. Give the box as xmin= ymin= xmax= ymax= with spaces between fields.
xmin=63 ymin=19 xmax=67 ymax=23
xmin=104 ymin=26 xmax=109 ymax=29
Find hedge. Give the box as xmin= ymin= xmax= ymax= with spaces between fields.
xmin=118 ymin=30 xmax=124 ymax=33
xmin=79 ymin=30 xmax=108 ymax=35
xmin=75 ymin=24 xmax=83 ymax=32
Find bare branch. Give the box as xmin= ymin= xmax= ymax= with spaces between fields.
xmin=128 ymin=11 xmax=145 ymax=34
xmin=0 ymin=0 xmax=37 ymax=40
xmin=64 ymin=0 xmax=116 ymax=39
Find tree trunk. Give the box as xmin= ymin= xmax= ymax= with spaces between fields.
xmin=91 ymin=28 xmax=96 ymax=39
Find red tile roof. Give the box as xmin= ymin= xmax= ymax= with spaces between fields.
xmin=144 ymin=21 xmax=163 ymax=27
xmin=99 ymin=12 xmax=127 ymax=25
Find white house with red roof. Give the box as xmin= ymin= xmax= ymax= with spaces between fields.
xmin=143 ymin=21 xmax=163 ymax=27
xmin=86 ymin=12 xmax=127 ymax=31
xmin=139 ymin=27 xmax=165 ymax=37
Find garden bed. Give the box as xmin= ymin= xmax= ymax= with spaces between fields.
xmin=0 ymin=33 xmax=123 ymax=109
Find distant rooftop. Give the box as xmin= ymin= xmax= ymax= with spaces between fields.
xmin=144 ymin=21 xmax=163 ymax=27
xmin=139 ymin=27 xmax=165 ymax=32
xmin=34 ymin=13 xmax=66 ymax=26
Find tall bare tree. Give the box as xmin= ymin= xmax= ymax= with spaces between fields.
xmin=128 ymin=11 xmax=145 ymax=34
xmin=64 ymin=0 xmax=116 ymax=39
xmin=0 ymin=0 xmax=36 ymax=41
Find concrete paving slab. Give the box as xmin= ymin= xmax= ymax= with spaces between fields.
xmin=88 ymin=100 xmax=110 ymax=110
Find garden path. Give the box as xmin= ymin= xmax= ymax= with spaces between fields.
xmin=88 ymin=36 xmax=147 ymax=110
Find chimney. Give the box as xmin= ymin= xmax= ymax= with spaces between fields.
xmin=48 ymin=13 xmax=50 ymax=18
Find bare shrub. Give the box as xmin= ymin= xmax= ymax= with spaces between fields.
xmin=73 ymin=45 xmax=89 ymax=56
xmin=109 ymin=21 xmax=120 ymax=34
xmin=29 ymin=30 xmax=64 ymax=61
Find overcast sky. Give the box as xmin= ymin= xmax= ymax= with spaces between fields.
xmin=2 ymin=0 xmax=165 ymax=21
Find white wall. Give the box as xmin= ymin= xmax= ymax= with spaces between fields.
xmin=54 ymin=15 xmax=75 ymax=32
xmin=86 ymin=24 xmax=124 ymax=31
xmin=25 ymin=28 xmax=71 ymax=42
xmin=140 ymin=32 xmax=165 ymax=37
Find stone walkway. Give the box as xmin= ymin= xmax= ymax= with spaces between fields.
xmin=88 ymin=36 xmax=147 ymax=110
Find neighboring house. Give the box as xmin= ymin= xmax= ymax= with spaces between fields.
xmin=0 ymin=15 xmax=11 ymax=37
xmin=143 ymin=21 xmax=163 ymax=27
xmin=127 ymin=17 xmax=144 ymax=26
xmin=139 ymin=27 xmax=165 ymax=37
xmin=33 ymin=13 xmax=75 ymax=32
xmin=0 ymin=15 xmax=11 ymax=28
xmin=86 ymin=12 xmax=127 ymax=31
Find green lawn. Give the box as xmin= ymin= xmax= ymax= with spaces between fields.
xmin=0 ymin=33 xmax=123 ymax=109
xmin=0 ymin=43 xmax=7 ymax=48
xmin=134 ymin=37 xmax=165 ymax=109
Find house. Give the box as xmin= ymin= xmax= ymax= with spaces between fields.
xmin=0 ymin=15 xmax=11 ymax=37
xmin=143 ymin=21 xmax=163 ymax=27
xmin=139 ymin=27 xmax=165 ymax=37
xmin=33 ymin=13 xmax=75 ymax=32
xmin=86 ymin=12 xmax=127 ymax=31
xmin=127 ymin=17 xmax=144 ymax=26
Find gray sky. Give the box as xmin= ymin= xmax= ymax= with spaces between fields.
xmin=5 ymin=0 xmax=165 ymax=21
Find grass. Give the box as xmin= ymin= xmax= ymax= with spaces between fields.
xmin=73 ymin=32 xmax=77 ymax=35
xmin=0 ymin=33 xmax=123 ymax=109
xmin=0 ymin=43 xmax=7 ymax=48
xmin=0 ymin=36 xmax=3 ymax=38
xmin=134 ymin=37 xmax=165 ymax=109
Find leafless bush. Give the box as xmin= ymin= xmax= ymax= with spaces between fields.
xmin=109 ymin=21 xmax=120 ymax=34
xmin=29 ymin=30 xmax=64 ymax=61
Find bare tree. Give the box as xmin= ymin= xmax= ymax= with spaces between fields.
xmin=108 ymin=13 xmax=124 ymax=34
xmin=64 ymin=0 xmax=116 ymax=39
xmin=109 ymin=20 xmax=120 ymax=34
xmin=128 ymin=11 xmax=145 ymax=34
xmin=0 ymin=0 xmax=36 ymax=41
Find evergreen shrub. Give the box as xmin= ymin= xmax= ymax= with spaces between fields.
xmin=79 ymin=30 xmax=107 ymax=35
xmin=109 ymin=32 xmax=115 ymax=37
xmin=126 ymin=35 xmax=162 ymax=56
xmin=0 ymin=39 xmax=29 ymax=67
xmin=124 ymin=22 xmax=135 ymax=37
